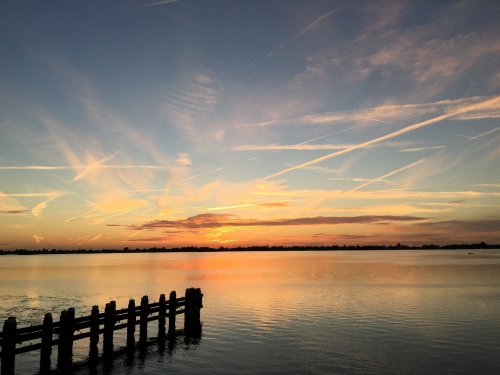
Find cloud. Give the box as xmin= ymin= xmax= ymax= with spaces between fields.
xmin=247 ymin=9 xmax=336 ymax=66
xmin=466 ymin=125 xmax=500 ymax=141
xmin=160 ymin=64 xmax=224 ymax=142
xmin=0 ymin=210 xmax=29 ymax=214
xmin=32 ymin=235 xmax=44 ymax=243
xmin=415 ymin=220 xmax=500 ymax=233
xmin=70 ymin=151 xmax=119 ymax=181
xmin=144 ymin=0 xmax=179 ymax=6
xmin=208 ymin=201 xmax=292 ymax=211
xmin=128 ymin=213 xmax=426 ymax=230
xmin=232 ymin=144 xmax=352 ymax=151
xmin=179 ymin=166 xmax=227 ymax=182
xmin=399 ymin=146 xmax=445 ymax=152
xmin=317 ymin=159 xmax=425 ymax=207
xmin=31 ymin=193 xmax=65 ymax=218
xmin=88 ymin=234 xmax=102 ymax=243
xmin=243 ymin=96 xmax=500 ymax=128
xmin=263 ymin=95 xmax=500 ymax=180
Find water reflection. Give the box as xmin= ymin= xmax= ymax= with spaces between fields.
xmin=2 ymin=250 xmax=500 ymax=374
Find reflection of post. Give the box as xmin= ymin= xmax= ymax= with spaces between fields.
xmin=168 ymin=291 xmax=177 ymax=337
xmin=1 ymin=317 xmax=17 ymax=375
xmin=127 ymin=299 xmax=136 ymax=346
xmin=140 ymin=295 xmax=149 ymax=343
xmin=40 ymin=313 xmax=53 ymax=373
xmin=158 ymin=294 xmax=166 ymax=338
xmin=89 ymin=305 xmax=99 ymax=357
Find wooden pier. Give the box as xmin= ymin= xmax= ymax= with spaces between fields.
xmin=0 ymin=288 xmax=203 ymax=374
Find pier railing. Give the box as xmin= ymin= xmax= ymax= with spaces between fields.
xmin=0 ymin=287 xmax=203 ymax=374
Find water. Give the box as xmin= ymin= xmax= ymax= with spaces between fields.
xmin=1 ymin=250 xmax=500 ymax=374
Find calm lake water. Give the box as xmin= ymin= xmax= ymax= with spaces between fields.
xmin=1 ymin=250 xmax=500 ymax=374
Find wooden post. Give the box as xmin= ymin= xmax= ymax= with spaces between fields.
xmin=168 ymin=291 xmax=177 ymax=336
xmin=127 ymin=299 xmax=136 ymax=346
xmin=40 ymin=313 xmax=53 ymax=373
xmin=195 ymin=288 xmax=202 ymax=323
xmin=67 ymin=307 xmax=75 ymax=359
xmin=184 ymin=288 xmax=192 ymax=334
xmin=103 ymin=301 xmax=115 ymax=355
xmin=158 ymin=294 xmax=166 ymax=338
xmin=140 ymin=295 xmax=149 ymax=343
xmin=89 ymin=305 xmax=99 ymax=356
xmin=1 ymin=317 xmax=17 ymax=375
xmin=57 ymin=310 xmax=70 ymax=371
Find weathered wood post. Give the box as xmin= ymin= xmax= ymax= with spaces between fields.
xmin=158 ymin=294 xmax=166 ymax=338
xmin=1 ymin=317 xmax=17 ymax=374
xmin=40 ymin=313 xmax=53 ymax=373
xmin=68 ymin=307 xmax=75 ymax=359
xmin=168 ymin=291 xmax=177 ymax=336
xmin=89 ymin=305 xmax=99 ymax=357
xmin=184 ymin=288 xmax=192 ymax=334
xmin=195 ymin=288 xmax=202 ymax=324
xmin=140 ymin=295 xmax=149 ymax=343
xmin=103 ymin=301 xmax=116 ymax=355
xmin=127 ymin=299 xmax=136 ymax=346
xmin=57 ymin=310 xmax=71 ymax=371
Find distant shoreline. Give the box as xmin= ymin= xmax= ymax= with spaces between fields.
xmin=1 ymin=242 xmax=498 ymax=255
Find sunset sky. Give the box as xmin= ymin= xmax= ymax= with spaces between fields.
xmin=1 ymin=0 xmax=499 ymax=250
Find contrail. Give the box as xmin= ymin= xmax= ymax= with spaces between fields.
xmin=263 ymin=95 xmax=500 ymax=180
xmin=246 ymin=9 xmax=336 ymax=66
xmin=466 ymin=125 xmax=500 ymax=141
xmin=295 ymin=126 xmax=356 ymax=146
xmin=144 ymin=0 xmax=179 ymax=6
xmin=179 ymin=166 xmax=228 ymax=182
xmin=315 ymin=159 xmax=425 ymax=208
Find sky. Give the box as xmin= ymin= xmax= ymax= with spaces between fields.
xmin=1 ymin=0 xmax=499 ymax=250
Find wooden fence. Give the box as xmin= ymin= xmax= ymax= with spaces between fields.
xmin=0 ymin=288 xmax=202 ymax=374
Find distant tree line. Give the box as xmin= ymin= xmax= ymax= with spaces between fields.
xmin=0 ymin=242 xmax=497 ymax=255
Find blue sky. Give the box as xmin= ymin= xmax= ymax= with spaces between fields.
xmin=1 ymin=0 xmax=499 ymax=249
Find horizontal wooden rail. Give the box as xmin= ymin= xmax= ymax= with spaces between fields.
xmin=0 ymin=297 xmax=188 ymax=340
xmin=1 ymin=288 xmax=202 ymax=375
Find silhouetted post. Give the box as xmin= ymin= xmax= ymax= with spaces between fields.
xmin=140 ymin=296 xmax=149 ymax=343
xmin=184 ymin=288 xmax=192 ymax=334
xmin=68 ymin=307 xmax=75 ymax=359
xmin=168 ymin=291 xmax=177 ymax=336
xmin=40 ymin=313 xmax=53 ymax=373
xmin=195 ymin=288 xmax=202 ymax=323
xmin=89 ymin=305 xmax=99 ymax=357
xmin=1 ymin=317 xmax=17 ymax=375
xmin=103 ymin=301 xmax=116 ymax=355
xmin=57 ymin=310 xmax=71 ymax=371
xmin=158 ymin=294 xmax=166 ymax=338
xmin=127 ymin=299 xmax=136 ymax=346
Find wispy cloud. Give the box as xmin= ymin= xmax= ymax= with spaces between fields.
xmin=399 ymin=146 xmax=445 ymax=152
xmin=144 ymin=0 xmax=179 ymax=6
xmin=243 ymin=96 xmax=500 ymax=128
xmin=232 ymin=144 xmax=351 ymax=151
xmin=32 ymin=235 xmax=44 ymax=243
xmin=263 ymin=95 xmax=500 ymax=180
xmin=128 ymin=213 xmax=426 ymax=230
xmin=207 ymin=201 xmax=291 ymax=211
xmin=0 ymin=209 xmax=29 ymax=214
xmin=88 ymin=234 xmax=102 ymax=242
xmin=317 ymin=159 xmax=425 ymax=208
xmin=247 ymin=9 xmax=336 ymax=66
xmin=179 ymin=166 xmax=228 ymax=183
xmin=466 ymin=126 xmax=500 ymax=141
